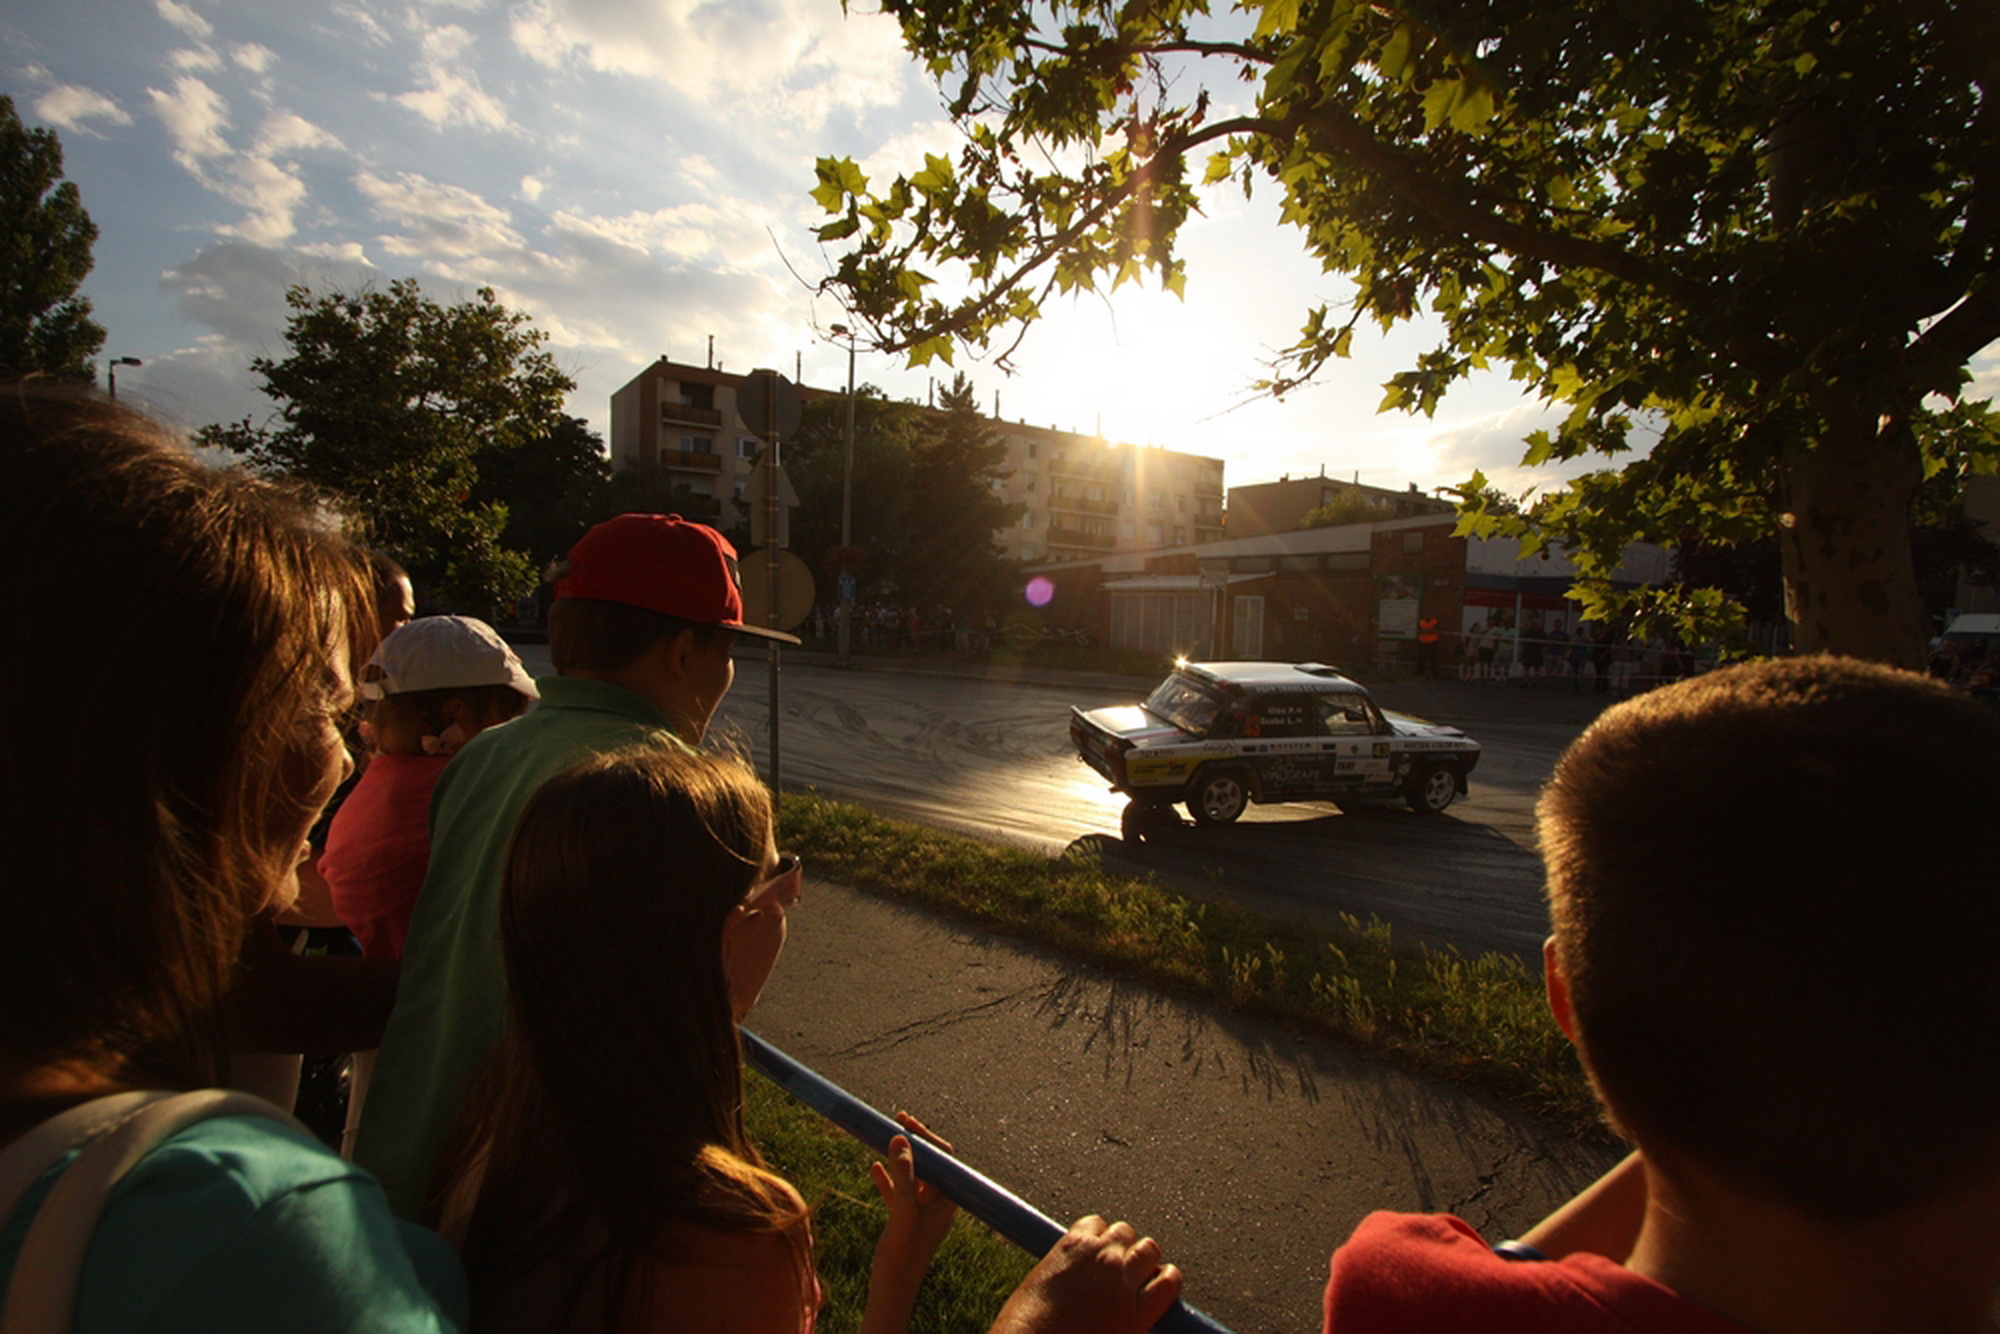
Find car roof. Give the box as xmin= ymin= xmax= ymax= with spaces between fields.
xmin=1175 ymin=661 xmax=1369 ymax=694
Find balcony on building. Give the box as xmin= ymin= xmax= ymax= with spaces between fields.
xmin=1048 ymin=493 xmax=1121 ymax=517
xmin=661 ymin=400 xmax=724 ymax=427
xmin=664 ymin=444 xmax=723 ymax=472
xmin=1045 ymin=523 xmax=1116 ymax=550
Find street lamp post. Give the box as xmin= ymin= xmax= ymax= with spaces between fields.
xmin=106 ymin=356 xmax=141 ymax=400
xmin=830 ymin=325 xmax=857 ymax=661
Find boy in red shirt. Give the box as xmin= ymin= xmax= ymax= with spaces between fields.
xmin=1326 ymin=656 xmax=2000 ymax=1333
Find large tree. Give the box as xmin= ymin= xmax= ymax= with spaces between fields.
xmin=786 ymin=385 xmax=928 ymax=597
xmin=203 ymin=280 xmax=574 ymax=609
xmin=902 ymin=372 xmax=1023 ymax=609
xmin=0 ymin=96 xmax=105 ymax=380
xmin=812 ymin=0 xmax=2000 ymax=664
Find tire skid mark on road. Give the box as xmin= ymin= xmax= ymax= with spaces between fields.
xmin=829 ymin=983 xmax=1050 ymax=1058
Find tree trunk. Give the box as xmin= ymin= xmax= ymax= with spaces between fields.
xmin=1777 ymin=400 xmax=1927 ymax=668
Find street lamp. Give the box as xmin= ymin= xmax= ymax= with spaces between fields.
xmin=106 ymin=356 xmax=141 ymax=400
xmin=829 ymin=324 xmax=858 ymax=661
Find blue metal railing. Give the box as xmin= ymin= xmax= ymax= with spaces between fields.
xmin=742 ymin=1030 xmax=1232 ymax=1334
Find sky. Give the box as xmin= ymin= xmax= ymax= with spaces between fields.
xmin=8 ymin=0 xmax=1996 ymax=504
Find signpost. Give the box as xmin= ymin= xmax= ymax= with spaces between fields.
xmin=739 ymin=369 xmax=801 ymax=792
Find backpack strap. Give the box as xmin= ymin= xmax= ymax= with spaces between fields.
xmin=0 ymin=1089 xmax=304 ymax=1334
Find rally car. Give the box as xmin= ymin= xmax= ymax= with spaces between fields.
xmin=1070 ymin=661 xmax=1482 ymax=824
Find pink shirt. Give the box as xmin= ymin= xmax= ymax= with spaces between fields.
xmin=318 ymin=752 xmax=448 ymax=958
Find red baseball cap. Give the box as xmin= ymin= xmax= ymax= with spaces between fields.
xmin=553 ymin=513 xmax=800 ymax=644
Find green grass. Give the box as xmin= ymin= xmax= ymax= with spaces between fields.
xmin=746 ymin=1070 xmax=1033 ymax=1334
xmin=744 ymin=791 xmax=1604 ymax=1329
xmin=776 ymin=792 xmax=1605 ymax=1138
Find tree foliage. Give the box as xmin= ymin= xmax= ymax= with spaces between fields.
xmin=0 ymin=96 xmax=105 ymax=380
xmin=203 ymin=280 xmax=576 ymax=609
xmin=1300 ymin=492 xmax=1398 ymax=529
xmin=786 ymin=375 xmax=1020 ymax=609
xmin=788 ymin=386 xmax=928 ymax=595
xmin=813 ymin=0 xmax=2000 ymax=664
xmin=904 ymin=372 xmax=1024 ymax=608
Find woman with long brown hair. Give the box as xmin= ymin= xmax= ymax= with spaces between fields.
xmin=440 ymin=746 xmax=1182 ymax=1334
xmin=0 ymin=384 xmax=464 ymax=1329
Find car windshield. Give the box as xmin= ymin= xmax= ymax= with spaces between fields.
xmin=1144 ymin=674 xmax=1227 ymax=736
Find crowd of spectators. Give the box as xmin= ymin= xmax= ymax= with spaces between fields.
xmin=11 ymin=382 xmax=2000 ymax=1334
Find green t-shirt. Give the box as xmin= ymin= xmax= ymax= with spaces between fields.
xmin=354 ymin=676 xmax=690 ymax=1218
xmin=0 ymin=1115 xmax=465 ymax=1331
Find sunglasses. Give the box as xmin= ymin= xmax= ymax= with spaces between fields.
xmin=745 ymin=853 xmax=802 ymax=912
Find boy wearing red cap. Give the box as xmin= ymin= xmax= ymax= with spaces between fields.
xmin=356 ymin=515 xmax=797 ymax=1218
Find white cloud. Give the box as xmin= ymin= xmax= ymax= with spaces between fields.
xmin=155 ymin=0 xmax=214 ymax=39
xmin=149 ymin=76 xmax=232 ymax=167
xmin=329 ymin=2 xmax=395 ymax=46
xmin=256 ymin=111 xmax=337 ymax=156
xmin=392 ymin=25 xmax=511 ymax=131
xmin=519 ymin=175 xmax=545 ymax=201
xmin=32 ymin=85 xmax=132 ymax=131
xmin=231 ymin=43 xmax=277 ymax=73
xmin=506 ymin=0 xmax=912 ymax=132
xmin=146 ymin=81 xmax=339 ymax=244
xmin=168 ymin=46 xmax=224 ymax=72
xmin=356 ymin=168 xmax=526 ymax=257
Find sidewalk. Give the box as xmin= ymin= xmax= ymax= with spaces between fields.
xmin=755 ymin=877 xmax=1620 ymax=1334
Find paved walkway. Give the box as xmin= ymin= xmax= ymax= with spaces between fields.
xmin=754 ymin=877 xmax=1620 ymax=1334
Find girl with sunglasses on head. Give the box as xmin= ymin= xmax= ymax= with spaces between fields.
xmin=436 ymin=746 xmax=1180 ymax=1334
xmin=0 ymin=384 xmax=464 ymax=1330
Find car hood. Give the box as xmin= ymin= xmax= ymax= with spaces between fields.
xmin=1074 ymin=704 xmax=1187 ymax=744
xmin=1383 ymin=711 xmax=1478 ymax=746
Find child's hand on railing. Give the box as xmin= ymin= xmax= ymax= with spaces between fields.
xmin=988 ymin=1215 xmax=1182 ymax=1334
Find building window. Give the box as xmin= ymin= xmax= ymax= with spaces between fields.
xmin=737 ymin=437 xmax=758 ymax=459
xmin=1027 ymin=442 xmax=1038 ymax=459
xmin=1148 ymin=523 xmax=1164 ymax=545
xmin=1173 ymin=527 xmax=1187 ymax=545
xmin=1121 ymin=520 xmax=1136 ymax=538
xmin=681 ymin=434 xmax=710 ymax=453
xmin=1027 ymin=478 xmax=1037 ymax=492
xmin=1149 ymin=492 xmax=1163 ymax=509
xmin=1021 ymin=513 xmax=1034 ymax=529
xmin=1087 ymin=484 xmax=1104 ymax=502
xmin=1177 ymin=496 xmax=1188 ymax=512
xmin=1403 ymin=531 xmax=1424 ymax=553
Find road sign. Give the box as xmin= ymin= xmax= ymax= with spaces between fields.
xmin=736 ymin=369 xmax=801 ymax=440
xmin=740 ymin=547 xmax=816 ymax=632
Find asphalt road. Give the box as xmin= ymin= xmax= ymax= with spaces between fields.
xmin=700 ymin=653 xmax=1607 ymax=961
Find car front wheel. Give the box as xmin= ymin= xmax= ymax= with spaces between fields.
xmin=1187 ymin=770 xmax=1249 ymax=825
xmin=1406 ymin=764 xmax=1459 ymax=815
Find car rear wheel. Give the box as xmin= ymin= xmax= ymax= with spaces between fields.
xmin=1405 ymin=763 xmax=1458 ymax=815
xmin=1187 ymin=769 xmax=1249 ymax=825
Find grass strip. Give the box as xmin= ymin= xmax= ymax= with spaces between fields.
xmin=745 ymin=1069 xmax=1033 ymax=1334
xmin=776 ymin=791 xmax=1606 ymax=1139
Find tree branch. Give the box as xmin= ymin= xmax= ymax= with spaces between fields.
xmin=865 ymin=115 xmax=1283 ymax=354
xmin=1298 ymin=103 xmax=1693 ymax=300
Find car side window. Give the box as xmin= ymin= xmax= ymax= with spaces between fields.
xmin=1319 ymin=695 xmax=1374 ymax=736
xmin=1249 ymin=695 xmax=1317 ymax=738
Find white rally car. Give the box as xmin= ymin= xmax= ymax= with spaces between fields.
xmin=1070 ymin=661 xmax=1482 ymax=824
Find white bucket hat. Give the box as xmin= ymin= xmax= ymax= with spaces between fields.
xmin=360 ymin=615 xmax=540 ymax=702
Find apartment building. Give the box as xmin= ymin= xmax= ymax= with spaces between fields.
xmin=609 ymin=358 xmax=832 ymax=530
xmin=1225 ymin=470 xmax=1455 ymax=538
xmin=989 ymin=420 xmax=1225 ymax=563
xmin=611 ymin=357 xmax=1227 ymax=559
